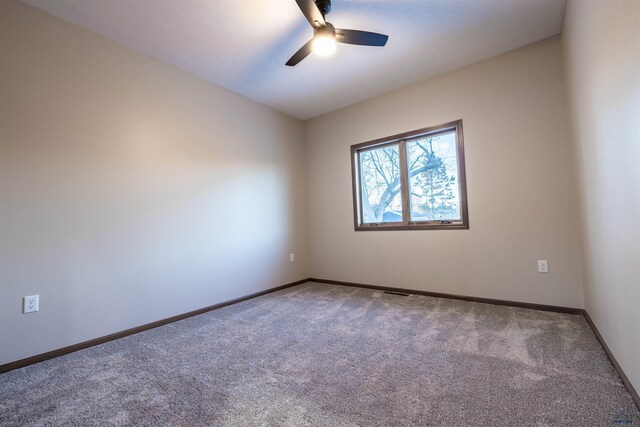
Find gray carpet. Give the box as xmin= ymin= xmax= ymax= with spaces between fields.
xmin=1 ymin=282 xmax=638 ymax=426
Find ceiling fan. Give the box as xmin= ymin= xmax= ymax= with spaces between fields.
xmin=286 ymin=0 xmax=389 ymax=66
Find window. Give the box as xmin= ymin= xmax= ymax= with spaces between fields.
xmin=351 ymin=120 xmax=468 ymax=230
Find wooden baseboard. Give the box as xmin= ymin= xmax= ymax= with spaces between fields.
xmin=308 ymin=277 xmax=584 ymax=314
xmin=4 ymin=276 xmax=638 ymax=413
xmin=0 ymin=278 xmax=310 ymax=374
xmin=583 ymin=311 xmax=640 ymax=411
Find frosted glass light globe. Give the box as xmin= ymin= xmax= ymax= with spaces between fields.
xmin=313 ymin=35 xmax=336 ymax=56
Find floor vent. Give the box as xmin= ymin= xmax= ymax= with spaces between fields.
xmin=383 ymin=291 xmax=410 ymax=297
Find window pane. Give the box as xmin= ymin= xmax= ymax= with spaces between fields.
xmin=359 ymin=144 xmax=403 ymax=223
xmin=406 ymin=132 xmax=461 ymax=221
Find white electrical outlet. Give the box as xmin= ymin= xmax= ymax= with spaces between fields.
xmin=538 ymin=260 xmax=549 ymax=273
xmin=290 ymin=253 xmax=295 ymax=263
xmin=23 ymin=295 xmax=39 ymax=313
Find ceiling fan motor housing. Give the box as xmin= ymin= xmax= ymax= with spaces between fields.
xmin=315 ymin=0 xmax=331 ymax=17
xmin=315 ymin=22 xmax=335 ymax=38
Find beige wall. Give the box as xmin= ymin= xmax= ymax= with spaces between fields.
xmin=562 ymin=0 xmax=640 ymax=392
xmin=305 ymin=37 xmax=585 ymax=308
xmin=0 ymin=0 xmax=308 ymax=365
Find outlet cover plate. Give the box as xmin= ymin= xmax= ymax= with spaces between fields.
xmin=538 ymin=260 xmax=549 ymax=273
xmin=23 ymin=295 xmax=39 ymax=313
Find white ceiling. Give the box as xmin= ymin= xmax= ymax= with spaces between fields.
xmin=23 ymin=0 xmax=567 ymax=120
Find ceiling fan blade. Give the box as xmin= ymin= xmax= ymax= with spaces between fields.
xmin=335 ymin=29 xmax=388 ymax=46
xmin=286 ymin=39 xmax=314 ymax=66
xmin=295 ymin=0 xmax=326 ymax=28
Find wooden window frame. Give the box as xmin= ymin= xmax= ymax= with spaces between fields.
xmin=351 ymin=120 xmax=469 ymax=231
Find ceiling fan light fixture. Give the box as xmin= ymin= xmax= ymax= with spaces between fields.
xmin=312 ymin=34 xmax=336 ymax=56
xmin=285 ymin=0 xmax=388 ymax=66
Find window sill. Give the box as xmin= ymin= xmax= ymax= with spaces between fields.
xmin=354 ymin=222 xmax=469 ymax=231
